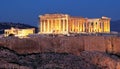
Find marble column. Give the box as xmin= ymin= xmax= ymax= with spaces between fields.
xmin=66 ymin=19 xmax=68 ymax=32
xmin=40 ymin=20 xmax=42 ymax=33
xmin=59 ymin=19 xmax=61 ymax=33
xmin=47 ymin=19 xmax=50 ymax=32
xmin=43 ymin=20 xmax=46 ymax=32
xmin=63 ymin=19 xmax=65 ymax=32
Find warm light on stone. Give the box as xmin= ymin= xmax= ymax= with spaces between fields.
xmin=39 ymin=14 xmax=111 ymax=34
xmin=4 ymin=27 xmax=35 ymax=38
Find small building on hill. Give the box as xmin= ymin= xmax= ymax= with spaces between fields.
xmin=4 ymin=27 xmax=35 ymax=38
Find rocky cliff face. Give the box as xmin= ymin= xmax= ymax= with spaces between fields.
xmin=1 ymin=46 xmax=120 ymax=69
xmin=0 ymin=36 xmax=120 ymax=56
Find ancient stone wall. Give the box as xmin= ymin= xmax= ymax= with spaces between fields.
xmin=0 ymin=36 xmax=120 ymax=55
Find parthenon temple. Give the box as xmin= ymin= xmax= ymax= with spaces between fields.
xmin=39 ymin=14 xmax=110 ymax=34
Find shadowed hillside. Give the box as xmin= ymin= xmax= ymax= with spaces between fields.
xmin=1 ymin=46 xmax=120 ymax=69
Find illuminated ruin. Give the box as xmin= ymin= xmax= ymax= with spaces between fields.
xmin=4 ymin=27 xmax=35 ymax=38
xmin=39 ymin=14 xmax=111 ymax=34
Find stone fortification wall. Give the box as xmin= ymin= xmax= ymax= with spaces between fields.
xmin=0 ymin=36 xmax=120 ymax=55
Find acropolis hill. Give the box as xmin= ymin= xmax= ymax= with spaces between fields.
xmin=1 ymin=14 xmax=120 ymax=69
xmin=2 ymin=14 xmax=119 ymax=56
xmin=0 ymin=35 xmax=120 ymax=55
xmin=1 ymin=34 xmax=120 ymax=68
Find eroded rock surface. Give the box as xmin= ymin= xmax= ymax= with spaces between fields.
xmin=1 ymin=46 xmax=120 ymax=69
xmin=0 ymin=36 xmax=120 ymax=56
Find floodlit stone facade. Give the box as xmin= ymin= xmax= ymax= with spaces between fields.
xmin=4 ymin=27 xmax=35 ymax=37
xmin=86 ymin=17 xmax=110 ymax=33
xmin=39 ymin=14 xmax=111 ymax=34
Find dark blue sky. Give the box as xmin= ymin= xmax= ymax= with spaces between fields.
xmin=0 ymin=0 xmax=120 ymax=26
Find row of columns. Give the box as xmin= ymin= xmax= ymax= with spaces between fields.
xmin=85 ymin=20 xmax=110 ymax=33
xmin=40 ymin=19 xmax=68 ymax=34
xmin=85 ymin=22 xmax=103 ymax=32
xmin=68 ymin=20 xmax=85 ymax=33
xmin=40 ymin=19 xmax=110 ymax=34
xmin=103 ymin=20 xmax=110 ymax=32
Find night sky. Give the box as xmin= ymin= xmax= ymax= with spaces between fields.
xmin=0 ymin=0 xmax=120 ymax=26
